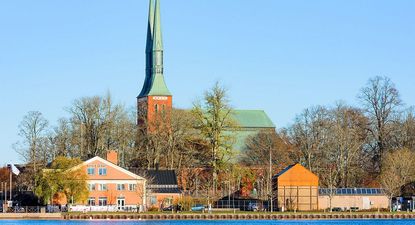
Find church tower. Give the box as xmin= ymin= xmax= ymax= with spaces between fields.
xmin=137 ymin=0 xmax=172 ymax=129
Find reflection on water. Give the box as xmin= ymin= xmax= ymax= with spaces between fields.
xmin=1 ymin=220 xmax=415 ymax=225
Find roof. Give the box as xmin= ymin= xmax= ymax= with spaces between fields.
xmin=146 ymin=74 xmax=171 ymax=96
xmin=131 ymin=169 xmax=181 ymax=194
xmin=145 ymin=170 xmax=179 ymax=186
xmin=273 ymin=163 xmax=319 ymax=186
xmin=274 ymin=164 xmax=296 ymax=177
xmin=138 ymin=0 xmax=171 ymax=97
xmin=232 ymin=110 xmax=275 ymax=128
xmin=319 ymin=188 xmax=386 ymax=196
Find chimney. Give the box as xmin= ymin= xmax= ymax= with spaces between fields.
xmin=106 ymin=150 xmax=118 ymax=165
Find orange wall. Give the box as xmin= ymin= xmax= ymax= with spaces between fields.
xmin=86 ymin=159 xmax=136 ymax=180
xmin=88 ymin=183 xmax=145 ymax=205
xmin=277 ymin=164 xmax=319 ymax=186
xmin=84 ymin=158 xmax=145 ymax=206
xmin=138 ymin=96 xmax=172 ymax=129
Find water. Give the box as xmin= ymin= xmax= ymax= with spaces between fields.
xmin=0 ymin=220 xmax=414 ymax=225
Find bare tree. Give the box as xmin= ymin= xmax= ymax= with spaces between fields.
xmin=380 ymin=148 xmax=415 ymax=211
xmin=289 ymin=106 xmax=330 ymax=173
xmin=390 ymin=108 xmax=415 ymax=151
xmin=359 ymin=76 xmax=402 ymax=172
xmin=242 ymin=130 xmax=294 ymax=167
xmin=14 ymin=111 xmax=49 ymax=169
xmin=66 ymin=93 xmax=132 ymax=160
xmin=328 ymin=104 xmax=368 ymax=187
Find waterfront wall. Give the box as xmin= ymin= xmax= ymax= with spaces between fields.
xmin=63 ymin=213 xmax=415 ymax=220
xmin=0 ymin=213 xmax=62 ymax=220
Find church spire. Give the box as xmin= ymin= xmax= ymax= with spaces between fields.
xmin=147 ymin=0 xmax=171 ymax=96
xmin=138 ymin=0 xmax=171 ymax=98
xmin=152 ymin=0 xmax=163 ymax=52
xmin=139 ymin=0 xmax=155 ymax=97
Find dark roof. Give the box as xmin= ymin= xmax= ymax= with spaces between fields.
xmin=150 ymin=188 xmax=182 ymax=194
xmin=319 ymin=188 xmax=385 ymax=196
xmin=145 ymin=170 xmax=178 ymax=186
xmin=131 ymin=169 xmax=181 ymax=194
xmin=274 ymin=164 xmax=296 ymax=178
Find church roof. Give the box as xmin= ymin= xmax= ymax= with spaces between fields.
xmin=138 ymin=0 xmax=171 ymax=98
xmin=232 ymin=110 xmax=275 ymax=128
xmin=147 ymin=74 xmax=172 ymax=96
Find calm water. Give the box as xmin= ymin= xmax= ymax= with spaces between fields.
xmin=1 ymin=220 xmax=414 ymax=225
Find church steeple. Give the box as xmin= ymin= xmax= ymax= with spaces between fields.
xmin=152 ymin=0 xmax=163 ymax=52
xmin=137 ymin=0 xmax=172 ymax=128
xmin=139 ymin=0 xmax=155 ymax=97
xmin=138 ymin=0 xmax=171 ymax=98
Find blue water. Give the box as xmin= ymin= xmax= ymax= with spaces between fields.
xmin=0 ymin=220 xmax=414 ymax=225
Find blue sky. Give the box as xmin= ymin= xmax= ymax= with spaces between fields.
xmin=1 ymin=0 xmax=414 ymax=165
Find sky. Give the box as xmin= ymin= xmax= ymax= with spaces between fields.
xmin=0 ymin=0 xmax=414 ymax=165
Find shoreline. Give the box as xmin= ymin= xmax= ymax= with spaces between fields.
xmin=1 ymin=212 xmax=415 ymax=221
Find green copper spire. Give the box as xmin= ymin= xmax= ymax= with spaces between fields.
xmin=147 ymin=0 xmax=171 ymax=96
xmin=152 ymin=0 xmax=163 ymax=51
xmin=138 ymin=0 xmax=171 ymax=97
xmin=139 ymin=0 xmax=155 ymax=97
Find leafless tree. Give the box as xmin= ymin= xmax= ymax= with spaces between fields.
xmin=14 ymin=111 xmax=49 ymax=169
xmin=289 ymin=106 xmax=330 ymax=173
xmin=327 ymin=104 xmax=368 ymax=187
xmin=380 ymin=148 xmax=415 ymax=211
xmin=358 ymin=76 xmax=402 ymax=172
xmin=66 ymin=93 xmax=133 ymax=160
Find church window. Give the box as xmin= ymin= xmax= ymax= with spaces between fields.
xmin=155 ymin=104 xmax=159 ymax=113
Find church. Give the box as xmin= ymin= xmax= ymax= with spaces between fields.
xmin=136 ymin=0 xmax=275 ymax=159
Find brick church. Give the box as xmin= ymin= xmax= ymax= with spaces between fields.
xmin=137 ymin=0 xmax=275 ymax=159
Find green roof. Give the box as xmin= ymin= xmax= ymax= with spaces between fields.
xmin=147 ymin=74 xmax=172 ymax=96
xmin=232 ymin=110 xmax=275 ymax=128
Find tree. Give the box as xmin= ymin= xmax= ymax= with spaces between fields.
xmin=14 ymin=111 xmax=49 ymax=190
xmin=67 ymin=93 xmax=134 ymax=160
xmin=35 ymin=157 xmax=88 ymax=206
xmin=359 ymin=76 xmax=402 ymax=173
xmin=380 ymin=148 xmax=415 ymax=211
xmin=192 ymin=82 xmax=237 ymax=196
xmin=390 ymin=108 xmax=415 ymax=151
xmin=326 ymin=104 xmax=368 ymax=187
xmin=242 ymin=130 xmax=294 ymax=168
xmin=289 ymin=106 xmax=330 ymax=173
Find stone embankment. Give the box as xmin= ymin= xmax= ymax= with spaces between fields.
xmin=63 ymin=213 xmax=415 ymax=220
xmin=0 ymin=213 xmax=62 ymax=220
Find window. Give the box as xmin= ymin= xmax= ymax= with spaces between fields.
xmin=155 ymin=104 xmax=159 ymax=113
xmin=117 ymin=184 xmax=126 ymax=191
xmin=99 ymin=184 xmax=108 ymax=191
xmin=129 ymin=184 xmax=137 ymax=191
xmin=98 ymin=168 xmax=107 ymax=176
xmin=87 ymin=197 xmax=96 ymax=206
xmin=98 ymin=197 xmax=108 ymax=206
xmin=87 ymin=167 xmax=95 ymax=175
xmin=162 ymin=104 xmax=166 ymax=113
xmin=88 ymin=184 xmax=96 ymax=191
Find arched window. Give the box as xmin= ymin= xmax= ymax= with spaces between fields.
xmin=155 ymin=104 xmax=159 ymax=113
